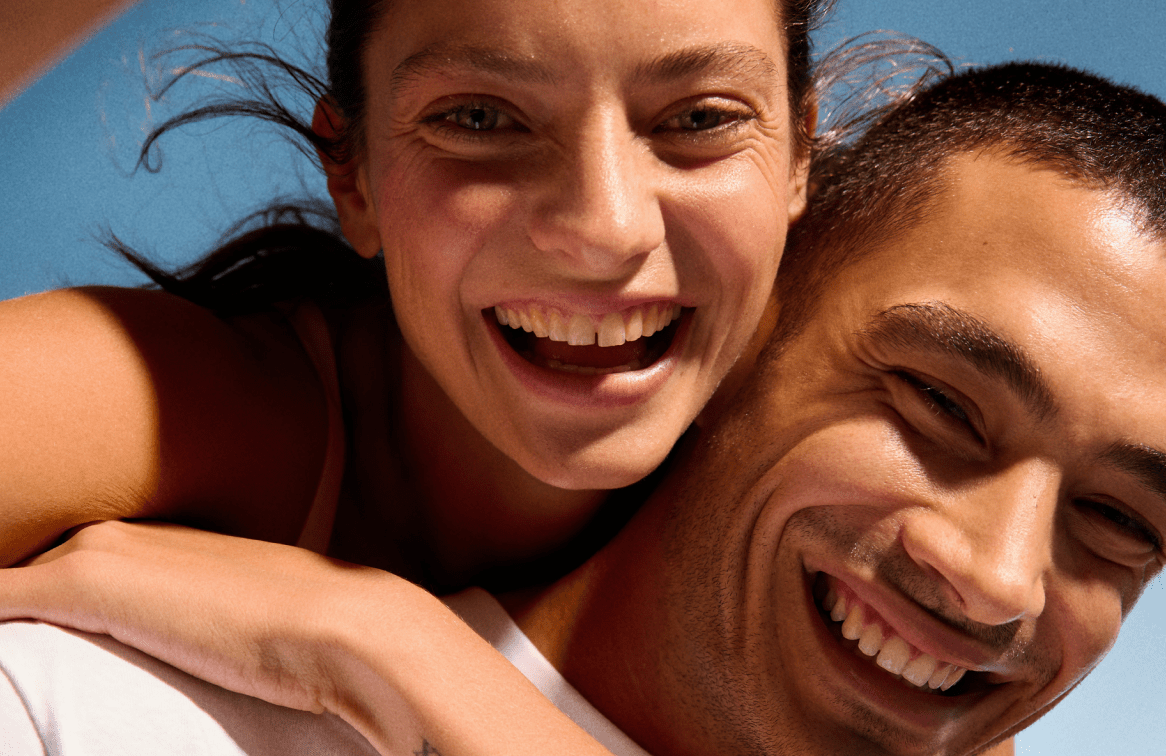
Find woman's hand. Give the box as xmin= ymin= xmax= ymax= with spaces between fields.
xmin=0 ymin=520 xmax=613 ymax=756
xmin=1 ymin=520 xmax=379 ymax=712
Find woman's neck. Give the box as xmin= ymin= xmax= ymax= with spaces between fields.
xmin=332 ymin=302 xmax=607 ymax=590
xmin=395 ymin=342 xmax=607 ymax=587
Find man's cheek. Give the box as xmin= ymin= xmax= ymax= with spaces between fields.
xmin=1039 ymin=580 xmax=1123 ymax=695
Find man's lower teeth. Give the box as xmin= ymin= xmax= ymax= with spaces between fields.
xmin=824 ymin=589 xmax=968 ymax=693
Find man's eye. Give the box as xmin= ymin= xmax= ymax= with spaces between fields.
xmin=893 ymin=371 xmax=973 ymax=427
xmin=1074 ymin=498 xmax=1163 ymax=554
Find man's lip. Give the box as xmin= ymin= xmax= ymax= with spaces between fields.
xmin=800 ymin=567 xmax=996 ymax=731
xmin=483 ymin=306 xmax=690 ymax=408
xmin=809 ymin=564 xmax=1015 ymax=676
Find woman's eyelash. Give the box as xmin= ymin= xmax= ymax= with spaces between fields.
xmin=654 ymin=102 xmax=756 ymax=137
xmin=657 ymin=106 xmax=750 ymax=133
xmin=421 ymin=101 xmax=526 ymax=137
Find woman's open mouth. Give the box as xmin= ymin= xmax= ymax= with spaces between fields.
xmin=491 ymin=302 xmax=687 ymax=375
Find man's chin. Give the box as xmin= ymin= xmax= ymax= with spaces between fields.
xmin=784 ymin=567 xmax=1004 ymax=755
xmin=752 ymin=512 xmax=1049 ymax=756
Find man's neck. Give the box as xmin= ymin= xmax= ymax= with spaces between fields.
xmin=497 ymin=503 xmax=686 ymax=756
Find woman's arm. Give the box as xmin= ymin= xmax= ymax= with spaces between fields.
xmin=0 ymin=287 xmax=327 ymax=565
xmin=0 ymin=0 xmax=140 ymax=107
xmin=0 ymin=520 xmax=614 ymax=756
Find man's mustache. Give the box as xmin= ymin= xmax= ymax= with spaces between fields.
xmin=873 ymin=555 xmax=1022 ymax=651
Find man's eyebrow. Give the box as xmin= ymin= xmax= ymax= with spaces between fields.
xmin=631 ymin=43 xmax=780 ymax=86
xmin=1103 ymin=443 xmax=1166 ymax=501
xmin=859 ymin=302 xmax=1057 ymax=421
xmin=390 ymin=44 xmax=560 ymax=97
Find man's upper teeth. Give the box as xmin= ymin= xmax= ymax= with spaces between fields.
xmin=494 ymin=303 xmax=683 ymax=346
xmin=825 ymin=589 xmax=968 ymax=692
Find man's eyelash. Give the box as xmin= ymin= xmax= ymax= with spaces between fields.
xmin=1077 ymin=498 xmax=1164 ymax=552
xmin=893 ymin=371 xmax=972 ymax=425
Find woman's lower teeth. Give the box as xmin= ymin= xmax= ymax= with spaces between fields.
xmin=823 ymin=589 xmax=968 ymax=693
xmin=543 ymin=357 xmax=645 ymax=375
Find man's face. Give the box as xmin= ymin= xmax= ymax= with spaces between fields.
xmin=653 ymin=153 xmax=1166 ymax=755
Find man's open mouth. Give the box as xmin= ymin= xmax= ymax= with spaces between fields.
xmin=812 ymin=573 xmax=987 ymax=697
xmin=492 ymin=302 xmax=687 ymax=375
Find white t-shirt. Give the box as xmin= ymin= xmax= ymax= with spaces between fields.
xmin=0 ymin=590 xmax=648 ymax=756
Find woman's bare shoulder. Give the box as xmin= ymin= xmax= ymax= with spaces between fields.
xmin=0 ymin=286 xmax=328 ymax=565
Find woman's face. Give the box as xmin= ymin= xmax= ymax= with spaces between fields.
xmin=333 ymin=0 xmax=807 ymax=490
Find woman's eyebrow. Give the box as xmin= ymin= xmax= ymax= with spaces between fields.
xmin=390 ymin=43 xmax=560 ymax=97
xmin=631 ymin=43 xmax=780 ymax=85
xmin=388 ymin=41 xmax=780 ymax=99
xmin=859 ymin=301 xmax=1058 ymax=421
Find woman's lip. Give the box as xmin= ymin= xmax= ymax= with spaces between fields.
xmin=800 ymin=568 xmax=991 ymax=731
xmin=483 ymin=307 xmax=690 ymax=408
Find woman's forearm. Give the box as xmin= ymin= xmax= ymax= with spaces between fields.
xmin=0 ymin=521 xmax=614 ymax=756
xmin=315 ymin=581 xmax=613 ymax=756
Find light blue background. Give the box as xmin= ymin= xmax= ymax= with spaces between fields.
xmin=2 ymin=1 xmax=1163 ymax=753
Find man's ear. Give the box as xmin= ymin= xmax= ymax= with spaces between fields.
xmin=313 ymin=99 xmax=382 ymax=259
xmin=786 ymin=97 xmax=818 ymax=224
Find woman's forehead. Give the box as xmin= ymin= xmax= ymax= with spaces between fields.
xmin=368 ymin=0 xmax=787 ymax=68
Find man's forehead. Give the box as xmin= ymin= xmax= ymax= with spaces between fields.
xmin=846 ymin=153 xmax=1166 ymax=335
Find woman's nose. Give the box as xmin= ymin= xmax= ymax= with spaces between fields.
xmin=526 ymin=112 xmax=666 ymax=279
xmin=900 ymin=460 xmax=1057 ymax=626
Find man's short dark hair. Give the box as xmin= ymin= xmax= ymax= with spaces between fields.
xmin=771 ymin=61 xmax=1166 ymax=351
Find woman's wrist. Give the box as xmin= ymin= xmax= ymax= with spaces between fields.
xmin=315 ymin=579 xmax=613 ymax=756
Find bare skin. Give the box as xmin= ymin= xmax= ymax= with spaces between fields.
xmin=1 ymin=154 xmax=1104 ymax=756
xmin=0 ymin=0 xmax=807 ymax=588
xmin=0 ymin=0 xmax=139 ymax=106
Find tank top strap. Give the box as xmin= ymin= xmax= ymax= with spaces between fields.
xmin=284 ymin=302 xmax=346 ymax=554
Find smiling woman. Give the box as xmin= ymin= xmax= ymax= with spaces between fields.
xmin=2 ymin=1 xmax=1163 ymax=755
xmin=0 ymin=0 xmax=818 ymax=577
xmin=0 ymin=0 xmax=825 ymax=752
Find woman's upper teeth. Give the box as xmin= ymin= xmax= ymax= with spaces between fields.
xmin=494 ymin=302 xmax=684 ymax=346
xmin=825 ymin=589 xmax=969 ymax=692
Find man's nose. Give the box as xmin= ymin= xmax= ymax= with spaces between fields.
xmin=900 ymin=460 xmax=1056 ymax=626
xmin=526 ymin=112 xmax=666 ymax=278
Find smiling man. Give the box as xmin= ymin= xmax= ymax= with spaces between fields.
xmin=488 ymin=61 xmax=1166 ymax=755
xmin=1 ymin=62 xmax=1163 ymax=755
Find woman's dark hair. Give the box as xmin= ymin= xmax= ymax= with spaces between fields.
xmin=121 ymin=0 xmax=834 ymax=315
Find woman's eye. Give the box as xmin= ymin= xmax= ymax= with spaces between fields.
xmin=423 ymin=100 xmax=524 ymax=137
xmin=659 ymin=107 xmax=740 ymax=132
xmin=448 ymin=105 xmax=503 ymax=131
xmin=655 ymin=99 xmax=752 ymax=135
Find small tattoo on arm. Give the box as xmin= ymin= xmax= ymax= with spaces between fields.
xmin=415 ymin=739 xmax=442 ymax=756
